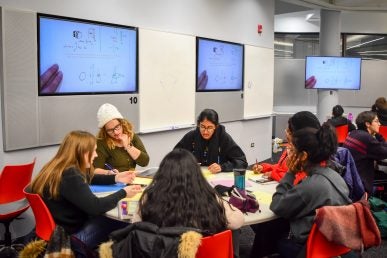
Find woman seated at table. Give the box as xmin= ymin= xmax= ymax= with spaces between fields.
xmin=252 ymin=111 xmax=321 ymax=185
xmin=30 ymin=130 xmax=142 ymax=256
xmin=133 ymin=148 xmax=244 ymax=255
xmin=175 ymin=109 xmax=247 ymax=173
xmin=134 ymin=148 xmax=244 ymax=229
xmin=343 ymin=111 xmax=387 ymax=195
xmin=93 ymin=103 xmax=149 ymax=175
xmin=270 ymin=123 xmax=351 ymax=258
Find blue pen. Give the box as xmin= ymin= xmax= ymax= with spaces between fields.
xmin=104 ymin=163 xmax=114 ymax=170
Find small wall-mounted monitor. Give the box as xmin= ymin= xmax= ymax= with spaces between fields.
xmin=305 ymin=56 xmax=362 ymax=90
xmin=38 ymin=14 xmax=138 ymax=96
xmin=196 ymin=37 xmax=244 ymax=92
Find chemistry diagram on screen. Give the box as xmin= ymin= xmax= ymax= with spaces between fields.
xmin=39 ymin=16 xmax=137 ymax=94
xmin=305 ymin=57 xmax=361 ymax=90
xmin=197 ymin=39 xmax=243 ymax=91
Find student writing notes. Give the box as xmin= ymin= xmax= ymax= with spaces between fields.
xmin=30 ymin=131 xmax=141 ymax=256
xmin=93 ymin=103 xmax=149 ymax=175
xmin=270 ymin=123 xmax=351 ymax=258
xmin=174 ymin=109 xmax=247 ymax=173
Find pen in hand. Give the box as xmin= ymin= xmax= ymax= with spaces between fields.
xmin=104 ymin=163 xmax=118 ymax=175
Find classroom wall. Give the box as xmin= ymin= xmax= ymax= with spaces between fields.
xmin=0 ymin=0 xmax=274 ymax=239
xmin=272 ymin=9 xmax=387 ymax=139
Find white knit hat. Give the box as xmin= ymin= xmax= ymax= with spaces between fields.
xmin=97 ymin=103 xmax=123 ymax=128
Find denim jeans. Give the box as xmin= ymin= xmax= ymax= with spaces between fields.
xmin=72 ymin=216 xmax=128 ymax=257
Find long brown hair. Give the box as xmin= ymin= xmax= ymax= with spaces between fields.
xmin=31 ymin=131 xmax=96 ymax=199
xmin=97 ymin=118 xmax=134 ymax=149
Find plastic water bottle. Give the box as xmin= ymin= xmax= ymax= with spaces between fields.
xmin=348 ymin=112 xmax=353 ymax=122
xmin=233 ymin=169 xmax=246 ymax=190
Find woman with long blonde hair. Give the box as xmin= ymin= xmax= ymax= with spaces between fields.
xmin=31 ymin=130 xmax=141 ymax=256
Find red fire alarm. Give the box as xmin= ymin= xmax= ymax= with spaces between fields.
xmin=257 ymin=24 xmax=263 ymax=34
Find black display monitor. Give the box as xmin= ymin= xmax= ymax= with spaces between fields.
xmin=305 ymin=56 xmax=362 ymax=90
xmin=38 ymin=14 xmax=138 ymax=96
xmin=196 ymin=37 xmax=244 ymax=92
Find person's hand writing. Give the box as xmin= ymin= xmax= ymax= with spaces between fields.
xmin=208 ymin=163 xmax=221 ymax=174
xmin=115 ymin=171 xmax=136 ymax=184
xmin=264 ymin=171 xmax=272 ymax=179
xmin=40 ymin=64 xmax=63 ymax=93
xmin=197 ymin=70 xmax=208 ymax=90
xmin=305 ymin=76 xmax=316 ymax=89
xmin=252 ymin=164 xmax=263 ymax=174
xmin=123 ymin=184 xmax=142 ymax=198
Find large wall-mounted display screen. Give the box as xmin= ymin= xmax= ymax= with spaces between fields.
xmin=305 ymin=56 xmax=362 ymax=90
xmin=38 ymin=14 xmax=138 ymax=95
xmin=196 ymin=37 xmax=244 ymax=92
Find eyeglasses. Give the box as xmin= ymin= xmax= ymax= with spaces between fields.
xmin=106 ymin=123 xmax=122 ymax=134
xmin=199 ymin=124 xmax=216 ymax=132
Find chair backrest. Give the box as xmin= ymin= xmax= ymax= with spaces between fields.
xmin=0 ymin=159 xmax=35 ymax=204
xmin=306 ymin=223 xmax=351 ymax=258
xmin=24 ymin=186 xmax=56 ymax=241
xmin=335 ymin=124 xmax=349 ymax=144
xmin=196 ymin=230 xmax=233 ymax=258
xmin=379 ymin=125 xmax=387 ymax=140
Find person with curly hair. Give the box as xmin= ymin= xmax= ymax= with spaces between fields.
xmin=93 ymin=103 xmax=149 ymax=175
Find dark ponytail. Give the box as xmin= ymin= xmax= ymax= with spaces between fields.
xmin=292 ymin=123 xmax=337 ymax=164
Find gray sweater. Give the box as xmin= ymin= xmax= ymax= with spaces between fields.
xmin=270 ymin=165 xmax=351 ymax=243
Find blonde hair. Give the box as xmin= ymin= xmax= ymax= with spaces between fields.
xmin=97 ymin=118 xmax=134 ymax=149
xmin=31 ymin=131 xmax=96 ymax=199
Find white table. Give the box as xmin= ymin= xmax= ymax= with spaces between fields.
xmin=94 ymin=170 xmax=279 ymax=226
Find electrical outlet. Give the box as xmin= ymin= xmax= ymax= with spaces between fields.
xmin=250 ymin=142 xmax=255 ymax=147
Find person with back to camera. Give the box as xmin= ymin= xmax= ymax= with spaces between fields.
xmin=29 ymin=130 xmax=142 ymax=257
xmin=371 ymin=97 xmax=387 ymax=126
xmin=249 ymin=111 xmax=320 ymax=258
xmin=326 ymin=104 xmax=356 ymax=131
xmin=343 ymin=111 xmax=387 ymax=195
xmin=93 ymin=103 xmax=149 ymax=175
xmin=133 ymin=148 xmax=244 ymax=257
xmin=270 ymin=123 xmax=351 ymax=258
xmin=174 ymin=109 xmax=247 ymax=173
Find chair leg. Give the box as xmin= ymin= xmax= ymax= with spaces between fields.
xmin=0 ymin=221 xmax=23 ymax=258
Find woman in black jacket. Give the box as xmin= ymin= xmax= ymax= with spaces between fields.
xmin=174 ymin=109 xmax=247 ymax=173
xmin=326 ymin=105 xmax=356 ymax=131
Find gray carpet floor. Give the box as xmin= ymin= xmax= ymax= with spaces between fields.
xmin=239 ymin=225 xmax=387 ymax=258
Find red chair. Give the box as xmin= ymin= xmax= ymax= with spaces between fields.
xmin=306 ymin=223 xmax=351 ymax=258
xmin=379 ymin=125 xmax=387 ymax=141
xmin=196 ymin=229 xmax=233 ymax=258
xmin=23 ymin=186 xmax=56 ymax=241
xmin=335 ymin=124 xmax=349 ymax=145
xmin=0 ymin=159 xmax=35 ymax=256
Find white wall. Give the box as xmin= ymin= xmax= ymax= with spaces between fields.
xmin=0 ymin=0 xmax=274 ymax=239
xmin=275 ymin=9 xmax=387 ymax=34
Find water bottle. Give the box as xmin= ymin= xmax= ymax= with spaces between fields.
xmin=233 ymin=168 xmax=246 ymax=190
xmin=347 ymin=112 xmax=353 ymax=122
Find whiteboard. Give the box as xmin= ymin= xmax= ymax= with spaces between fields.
xmin=138 ymin=29 xmax=196 ymax=132
xmin=244 ymin=46 xmax=274 ymax=118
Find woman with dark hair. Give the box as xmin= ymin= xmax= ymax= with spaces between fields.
xmin=135 ymin=148 xmax=244 ymax=232
xmin=326 ymin=104 xmax=356 ymax=131
xmin=270 ymin=123 xmax=351 ymax=258
xmin=175 ymin=109 xmax=247 ymax=173
xmin=343 ymin=111 xmax=387 ymax=194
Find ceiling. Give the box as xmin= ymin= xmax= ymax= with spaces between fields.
xmin=276 ymin=0 xmax=387 ymax=14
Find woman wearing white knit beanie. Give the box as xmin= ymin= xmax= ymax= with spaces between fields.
xmin=93 ymin=103 xmax=149 ymax=175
